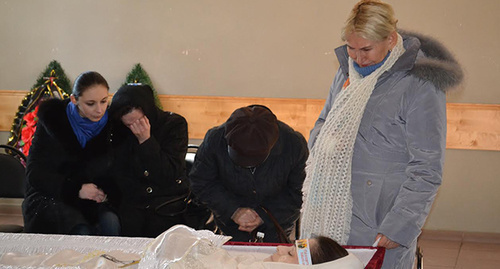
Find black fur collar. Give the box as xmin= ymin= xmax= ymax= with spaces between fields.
xmin=36 ymin=98 xmax=80 ymax=149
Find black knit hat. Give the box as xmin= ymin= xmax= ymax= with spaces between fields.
xmin=225 ymin=105 xmax=279 ymax=168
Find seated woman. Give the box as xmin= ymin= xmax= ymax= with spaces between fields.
xmin=108 ymin=84 xmax=189 ymax=237
xmin=22 ymin=71 xmax=120 ymax=236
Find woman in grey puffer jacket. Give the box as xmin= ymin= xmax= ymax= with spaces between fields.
xmin=300 ymin=1 xmax=463 ymax=268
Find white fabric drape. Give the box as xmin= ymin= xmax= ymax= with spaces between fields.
xmin=0 ymin=225 xmax=366 ymax=268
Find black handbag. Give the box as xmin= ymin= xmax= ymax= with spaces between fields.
xmin=154 ymin=192 xmax=190 ymax=217
xmin=154 ymin=191 xmax=213 ymax=231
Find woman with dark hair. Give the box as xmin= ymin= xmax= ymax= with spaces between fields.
xmin=108 ymin=84 xmax=189 ymax=237
xmin=266 ymin=235 xmax=359 ymax=267
xmin=311 ymin=236 xmax=349 ymax=264
xmin=138 ymin=225 xmax=363 ymax=268
xmin=22 ymin=71 xmax=120 ymax=236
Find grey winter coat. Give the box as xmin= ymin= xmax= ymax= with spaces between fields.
xmin=309 ymin=32 xmax=463 ymax=268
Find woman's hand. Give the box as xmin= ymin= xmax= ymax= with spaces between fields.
xmin=232 ymin=207 xmax=263 ymax=232
xmin=128 ymin=115 xmax=151 ymax=144
xmin=79 ymin=183 xmax=107 ymax=203
xmin=375 ymin=233 xmax=400 ymax=249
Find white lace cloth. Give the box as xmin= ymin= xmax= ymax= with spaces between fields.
xmin=0 ymin=225 xmax=366 ymax=268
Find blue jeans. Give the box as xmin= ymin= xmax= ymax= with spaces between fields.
xmin=98 ymin=209 xmax=120 ymax=236
xmin=69 ymin=206 xmax=120 ymax=236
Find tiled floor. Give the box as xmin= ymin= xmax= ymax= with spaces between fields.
xmin=418 ymin=230 xmax=500 ymax=269
xmin=1 ymin=201 xmax=500 ymax=268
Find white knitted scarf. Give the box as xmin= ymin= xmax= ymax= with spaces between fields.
xmin=300 ymin=34 xmax=405 ymax=244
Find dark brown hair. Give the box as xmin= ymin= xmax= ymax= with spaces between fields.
xmin=310 ymin=236 xmax=349 ymax=264
xmin=72 ymin=71 xmax=109 ymax=99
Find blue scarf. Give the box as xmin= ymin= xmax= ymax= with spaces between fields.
xmin=66 ymin=102 xmax=108 ymax=148
xmin=353 ymin=51 xmax=391 ymax=77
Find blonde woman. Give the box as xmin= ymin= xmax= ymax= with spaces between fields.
xmin=300 ymin=0 xmax=463 ymax=268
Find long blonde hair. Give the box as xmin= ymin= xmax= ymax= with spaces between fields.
xmin=341 ymin=0 xmax=398 ymax=42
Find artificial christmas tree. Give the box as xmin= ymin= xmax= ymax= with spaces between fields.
xmin=123 ymin=63 xmax=162 ymax=109
xmin=8 ymin=61 xmax=70 ymax=157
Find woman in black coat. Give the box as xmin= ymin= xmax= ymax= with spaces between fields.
xmin=22 ymin=71 xmax=120 ymax=235
xmin=109 ymin=84 xmax=189 ymax=237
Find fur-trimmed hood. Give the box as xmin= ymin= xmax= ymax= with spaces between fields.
xmin=335 ymin=30 xmax=464 ymax=92
xmin=400 ymin=30 xmax=463 ymax=91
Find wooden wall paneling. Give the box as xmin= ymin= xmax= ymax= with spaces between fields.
xmin=0 ymin=90 xmax=27 ymax=135
xmin=446 ymin=103 xmax=500 ymax=151
xmin=159 ymin=95 xmax=326 ymax=141
xmin=0 ymin=90 xmax=499 ymax=151
xmin=158 ymin=96 xmax=500 ymax=151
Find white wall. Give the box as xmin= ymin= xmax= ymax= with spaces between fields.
xmin=1 ymin=0 xmax=499 ymax=233
xmin=2 ymin=0 xmax=499 ymax=103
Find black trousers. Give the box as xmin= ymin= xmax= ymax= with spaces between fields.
xmin=119 ymin=204 xmax=186 ymax=238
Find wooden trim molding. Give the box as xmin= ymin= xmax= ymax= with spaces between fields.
xmin=0 ymin=90 xmax=27 ymax=135
xmin=1 ymin=90 xmax=499 ymax=151
xmin=158 ymin=95 xmax=325 ymax=142
xmin=446 ymin=103 xmax=500 ymax=151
